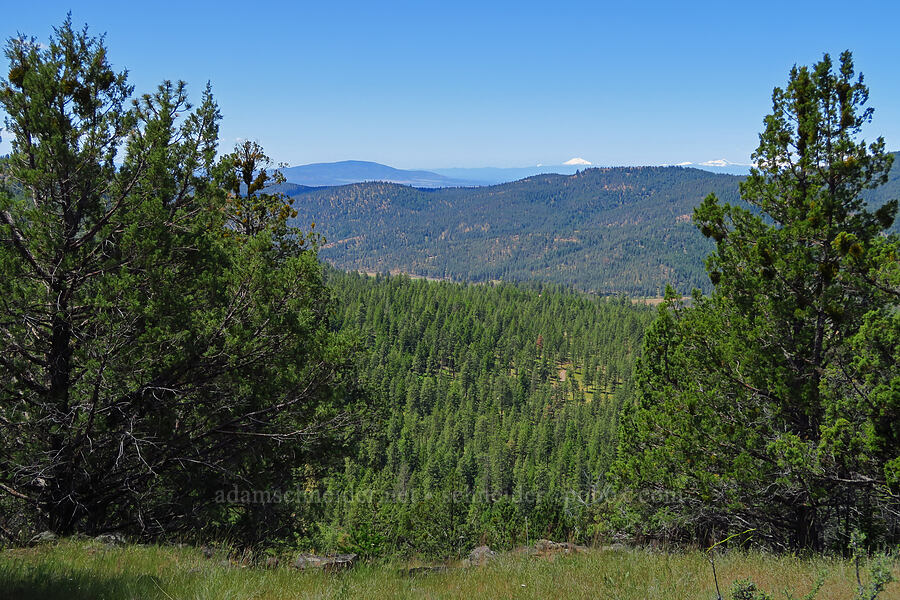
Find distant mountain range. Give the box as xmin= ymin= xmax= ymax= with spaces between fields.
xmin=279 ymin=161 xmax=482 ymax=187
xmin=429 ymin=165 xmax=587 ymax=184
xmin=278 ymin=159 xmax=597 ymax=187
xmin=284 ymin=155 xmax=899 ymax=296
xmin=279 ymin=158 xmax=756 ymax=188
xmin=668 ymin=159 xmax=752 ymax=176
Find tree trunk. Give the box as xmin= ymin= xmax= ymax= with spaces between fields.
xmin=795 ymin=504 xmax=823 ymax=551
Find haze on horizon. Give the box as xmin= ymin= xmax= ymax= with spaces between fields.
xmin=1 ymin=0 xmax=899 ymax=169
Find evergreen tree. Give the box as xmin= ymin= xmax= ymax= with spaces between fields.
xmin=318 ymin=270 xmax=652 ymax=555
xmin=222 ymin=139 xmax=299 ymax=238
xmin=613 ymin=52 xmax=898 ymax=551
xmin=0 ymin=18 xmax=360 ymax=542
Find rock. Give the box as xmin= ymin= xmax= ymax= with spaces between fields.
xmin=264 ymin=555 xmax=280 ymax=569
xmin=466 ymin=545 xmax=496 ymax=566
xmin=291 ymin=552 xmax=357 ymax=571
xmin=95 ymin=533 xmax=127 ymax=546
xmin=292 ymin=553 xmax=324 ymax=569
xmin=532 ymin=539 xmax=588 ymax=556
xmin=322 ymin=554 xmax=357 ymax=573
xmin=29 ymin=530 xmax=58 ymax=545
xmin=202 ymin=546 xmax=216 ymax=559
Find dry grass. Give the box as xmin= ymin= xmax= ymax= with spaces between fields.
xmin=1 ymin=539 xmax=897 ymax=600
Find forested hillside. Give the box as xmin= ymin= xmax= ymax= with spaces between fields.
xmin=314 ymin=271 xmax=653 ymax=555
xmin=289 ymin=158 xmax=899 ymax=296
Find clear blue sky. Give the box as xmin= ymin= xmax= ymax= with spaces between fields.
xmin=2 ymin=1 xmax=899 ymax=169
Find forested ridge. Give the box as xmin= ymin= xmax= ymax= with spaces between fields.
xmin=288 ymin=157 xmax=900 ymax=297
xmin=314 ymin=271 xmax=652 ymax=555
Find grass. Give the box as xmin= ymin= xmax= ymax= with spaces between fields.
xmin=1 ymin=540 xmax=898 ymax=599
xmin=555 ymin=361 xmax=615 ymax=403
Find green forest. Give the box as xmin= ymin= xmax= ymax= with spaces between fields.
xmin=0 ymin=19 xmax=898 ymax=597
xmin=289 ymin=168 xmax=742 ymax=297
xmin=314 ymin=272 xmax=651 ymax=556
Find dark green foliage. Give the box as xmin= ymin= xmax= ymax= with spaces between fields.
xmin=313 ymin=271 xmax=653 ymax=556
xmin=730 ymin=580 xmax=773 ymax=600
xmin=287 ymin=159 xmax=900 ymax=297
xmin=612 ymin=52 xmax=899 ymax=551
xmin=0 ymin=18 xmax=361 ymax=544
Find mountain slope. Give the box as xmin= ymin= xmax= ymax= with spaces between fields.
xmin=287 ymin=156 xmax=900 ymax=296
xmin=288 ymin=166 xmax=741 ymax=295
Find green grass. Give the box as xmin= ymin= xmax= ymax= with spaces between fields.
xmin=1 ymin=539 xmax=897 ymax=600
xmin=553 ymin=361 xmax=614 ymax=403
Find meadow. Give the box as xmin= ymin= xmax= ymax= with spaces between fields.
xmin=1 ymin=539 xmax=897 ymax=600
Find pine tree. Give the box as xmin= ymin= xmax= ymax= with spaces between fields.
xmin=0 ymin=18 xmax=359 ymax=541
xmin=613 ymin=52 xmax=898 ymax=550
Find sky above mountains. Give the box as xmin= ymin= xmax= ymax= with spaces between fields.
xmin=2 ymin=1 xmax=899 ymax=169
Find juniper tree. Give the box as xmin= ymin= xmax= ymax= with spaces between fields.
xmin=0 ymin=17 xmax=360 ymax=541
xmin=613 ymin=52 xmax=898 ymax=551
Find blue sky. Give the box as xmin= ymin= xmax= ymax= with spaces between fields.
xmin=1 ymin=1 xmax=899 ymax=169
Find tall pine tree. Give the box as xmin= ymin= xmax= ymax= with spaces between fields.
xmin=613 ymin=52 xmax=898 ymax=551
